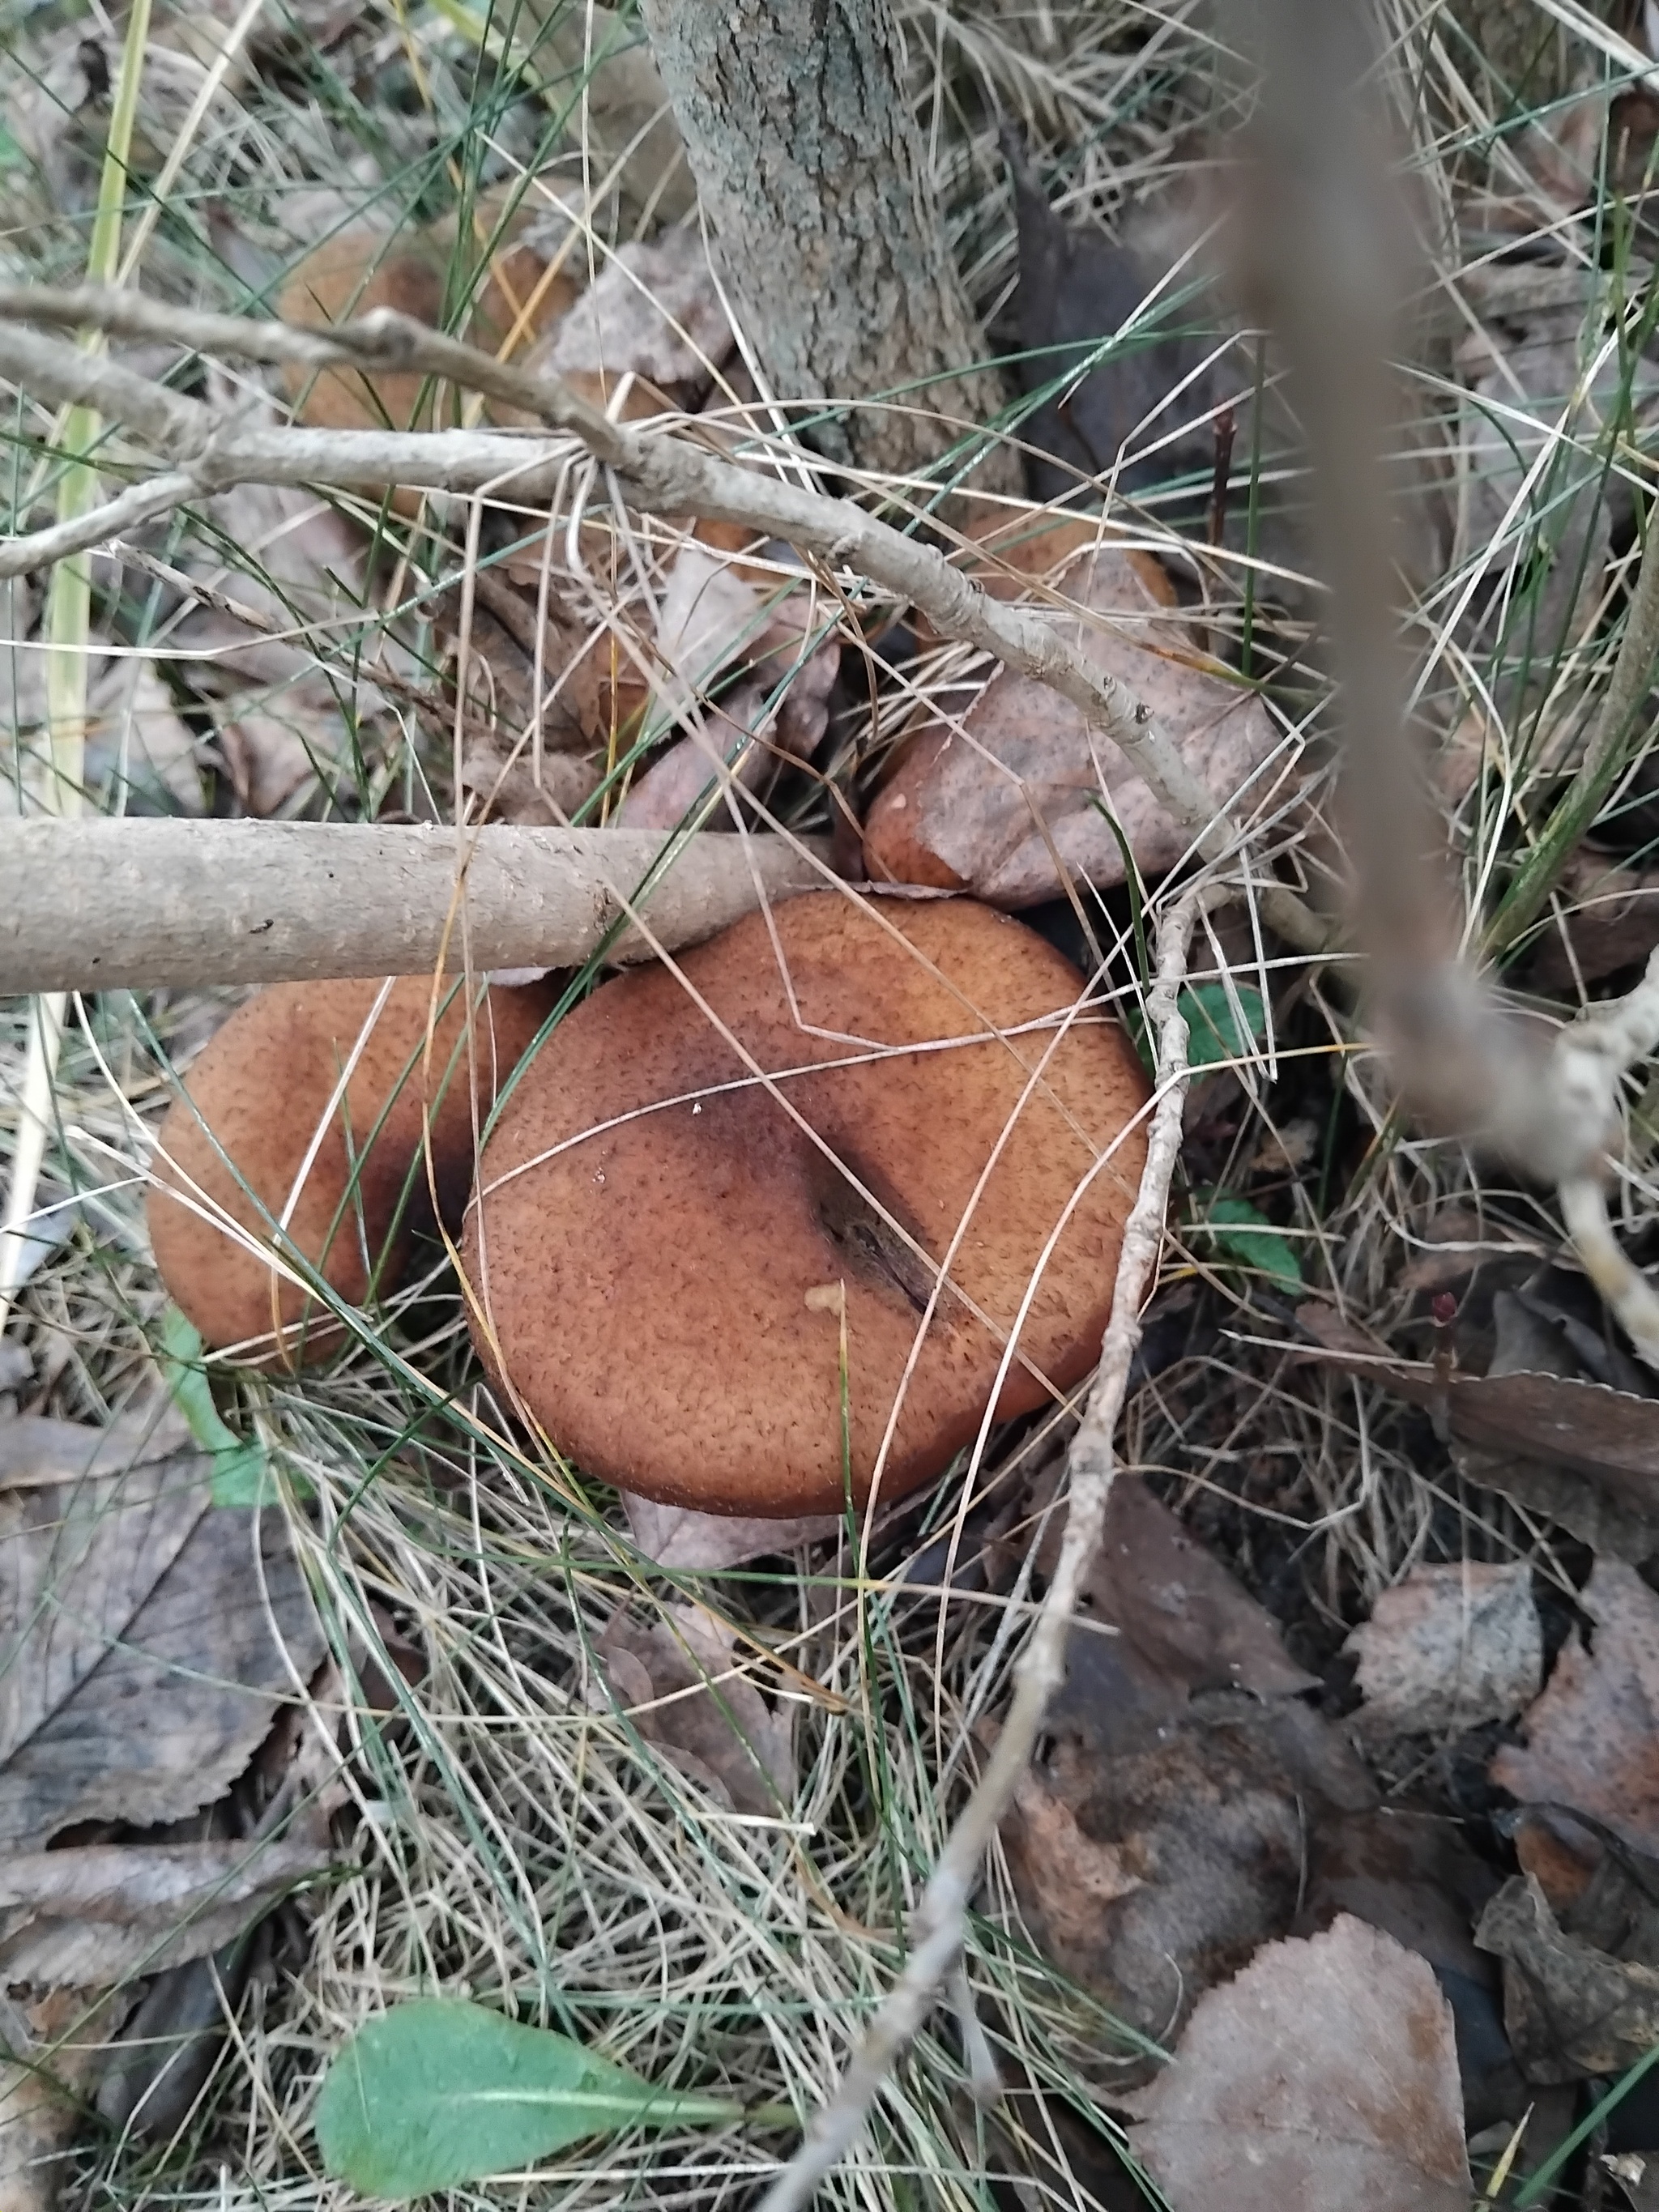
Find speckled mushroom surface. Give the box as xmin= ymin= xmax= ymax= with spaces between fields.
xmin=149 ymin=974 xmax=552 ymax=1362
xmin=464 ymin=893 xmax=1151 ymax=1515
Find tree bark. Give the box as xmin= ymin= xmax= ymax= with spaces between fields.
xmin=638 ymin=0 xmax=1016 ymax=487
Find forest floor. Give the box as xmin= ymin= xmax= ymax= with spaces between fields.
xmin=6 ymin=1 xmax=1659 ymax=2208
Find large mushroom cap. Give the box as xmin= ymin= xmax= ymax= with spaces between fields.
xmin=464 ymin=894 xmax=1150 ymax=1516
xmin=150 ymin=974 xmax=552 ymax=1362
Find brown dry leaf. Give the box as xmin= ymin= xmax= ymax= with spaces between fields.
xmin=0 ymin=1835 xmax=333 ymax=1989
xmin=862 ymin=545 xmax=1282 ymax=903
xmin=598 ymin=1601 xmax=793 ymax=1818
xmin=1491 ymin=1560 xmax=1659 ymax=1856
xmin=535 ymin=226 xmax=734 ymax=400
xmin=83 ymin=658 xmax=203 ymax=816
xmin=1529 ymin=851 xmax=1659 ymax=989
xmin=1345 ymin=1562 xmax=1542 ymax=1738
xmin=514 ymin=2 xmax=693 ymax=223
xmin=1296 ymin=1301 xmax=1659 ymax=1506
xmin=619 ymin=1491 xmax=841 ymax=1571
xmin=0 ymin=1986 xmax=133 ymax=2212
xmin=278 ymin=193 xmax=579 ymax=439
xmin=0 ymin=1414 xmax=325 ymax=1852
xmin=1041 ymin=1473 xmax=1318 ymax=1728
xmin=1002 ymin=1476 xmax=1370 ymax=2052
xmin=1478 ymin=1874 xmax=1659 ymax=2082
xmin=1123 ymin=1916 xmax=1473 ymax=2212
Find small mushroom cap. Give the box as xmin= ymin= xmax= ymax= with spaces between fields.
xmin=149 ymin=974 xmax=552 ymax=1362
xmin=464 ymin=894 xmax=1150 ymax=1516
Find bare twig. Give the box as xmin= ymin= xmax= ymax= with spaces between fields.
xmin=0 ymin=289 xmax=1326 ymax=952
xmin=0 ymin=820 xmax=829 ymax=990
xmin=754 ymin=885 xmax=1205 ymax=2212
xmin=1230 ymin=0 xmax=1659 ymax=1365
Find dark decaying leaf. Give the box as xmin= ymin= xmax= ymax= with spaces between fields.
xmin=313 ymin=1998 xmax=747 ymax=2201
xmin=1296 ymin=1301 xmax=1659 ymax=1515
xmin=1529 ymin=852 xmax=1659 ymax=988
xmin=1123 ymin=1916 xmax=1474 ymax=2212
xmin=1001 ymin=1477 xmax=1369 ymax=2054
xmin=1491 ymin=1560 xmax=1659 ymax=1856
xmin=0 ymin=1835 xmax=332 ymax=1988
xmin=1345 ymin=1562 xmax=1542 ymax=1738
xmin=533 ymin=225 xmax=733 ymax=400
xmin=1002 ymin=132 xmax=1224 ymax=508
xmin=1477 ymin=1874 xmax=1659 ymax=2082
xmin=1291 ymin=1809 xmax=1517 ymax=2130
xmin=0 ymin=1414 xmax=325 ymax=1850
xmin=0 ymin=1986 xmax=134 ymax=2212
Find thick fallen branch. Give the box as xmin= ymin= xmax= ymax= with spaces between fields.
xmin=0 ymin=288 xmax=1326 ymax=953
xmin=0 ymin=820 xmax=827 ymax=991
xmin=755 ymin=885 xmax=1205 ymax=2212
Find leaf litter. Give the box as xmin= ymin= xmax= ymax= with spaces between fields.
xmin=14 ymin=2 xmax=1659 ymax=2206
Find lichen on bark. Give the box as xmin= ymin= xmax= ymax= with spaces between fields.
xmin=638 ymin=0 xmax=1017 ymax=487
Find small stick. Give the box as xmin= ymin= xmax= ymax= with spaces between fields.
xmin=0 ymin=819 xmax=829 ymax=991
xmin=0 ymin=288 xmax=1326 ymax=953
xmin=753 ymin=884 xmax=1206 ymax=2212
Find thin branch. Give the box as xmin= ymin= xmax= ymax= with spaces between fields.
xmin=0 ymin=290 xmax=1327 ymax=952
xmin=0 ymin=819 xmax=829 ymax=991
xmin=754 ymin=884 xmax=1205 ymax=2212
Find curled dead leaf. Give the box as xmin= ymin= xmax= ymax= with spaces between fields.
xmin=863 ymin=546 xmax=1283 ymax=902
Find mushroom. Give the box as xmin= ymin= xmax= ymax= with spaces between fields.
xmin=150 ymin=974 xmax=554 ymax=1362
xmin=463 ymin=893 xmax=1150 ymax=1515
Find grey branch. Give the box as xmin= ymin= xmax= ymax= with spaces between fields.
xmin=0 ymin=288 xmax=1325 ymax=953
xmin=0 ymin=820 xmax=828 ymax=991
xmin=755 ymin=886 xmax=1205 ymax=2212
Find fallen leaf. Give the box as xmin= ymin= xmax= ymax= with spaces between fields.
xmin=862 ymin=545 xmax=1283 ymax=903
xmin=1002 ymin=1476 xmax=1369 ymax=2050
xmin=0 ymin=1413 xmax=326 ymax=1850
xmin=83 ymin=657 xmax=203 ymax=815
xmin=1295 ymin=1301 xmax=1659 ymax=1510
xmin=514 ymin=2 xmax=693 ymax=224
xmin=535 ymin=226 xmax=734 ymax=400
xmin=1291 ymin=1809 xmax=1518 ymax=2129
xmin=1002 ymin=131 xmax=1226 ymax=508
xmin=1192 ymin=1191 xmax=1303 ymax=1293
xmin=1529 ymin=851 xmax=1659 ymax=989
xmin=0 ymin=1986 xmax=133 ymax=2212
xmin=598 ymin=1601 xmax=793 ymax=1817
xmin=313 ymin=1998 xmax=748 ymax=2201
xmin=1124 ymin=1916 xmax=1474 ymax=2212
xmin=616 ymin=647 xmax=838 ymax=829
xmin=1491 ymin=1560 xmax=1659 ymax=1856
xmin=0 ymin=1835 xmax=332 ymax=1988
xmin=1042 ymin=1473 xmax=1319 ymax=1720
xmin=1346 ymin=1562 xmax=1542 ymax=1738
xmin=1478 ymin=1874 xmax=1659 ymax=2082
xmin=1003 ymin=1691 xmax=1374 ymax=2049
xmin=619 ymin=1491 xmax=841 ymax=1571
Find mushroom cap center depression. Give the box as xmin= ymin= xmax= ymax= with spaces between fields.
xmin=463 ymin=894 xmax=1151 ymax=1516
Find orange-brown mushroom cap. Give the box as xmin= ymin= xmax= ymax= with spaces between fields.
xmin=149 ymin=974 xmax=553 ymax=1363
xmin=463 ymin=894 xmax=1151 ymax=1515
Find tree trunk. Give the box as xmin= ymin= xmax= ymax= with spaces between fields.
xmin=638 ymin=0 xmax=1017 ymax=488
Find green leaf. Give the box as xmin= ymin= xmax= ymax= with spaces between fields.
xmin=1196 ymin=1196 xmax=1303 ymax=1293
xmin=313 ymin=1999 xmax=750 ymax=2201
xmin=156 ymin=1306 xmax=272 ymax=1507
xmin=1180 ymin=982 xmax=1267 ymax=1070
